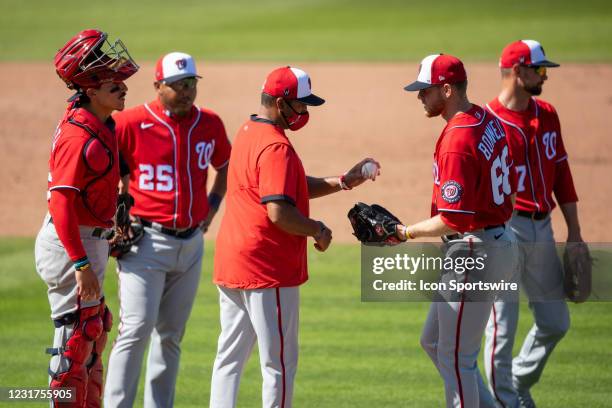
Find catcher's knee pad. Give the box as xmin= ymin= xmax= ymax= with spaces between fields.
xmin=46 ymin=302 xmax=112 ymax=407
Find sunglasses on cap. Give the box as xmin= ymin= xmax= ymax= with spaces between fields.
xmin=165 ymin=77 xmax=198 ymax=91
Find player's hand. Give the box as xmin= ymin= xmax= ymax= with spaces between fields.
xmin=566 ymin=240 xmax=589 ymax=260
xmin=199 ymin=208 xmax=218 ymax=234
xmin=343 ymin=158 xmax=381 ymax=188
xmin=313 ymin=222 xmax=332 ymax=252
xmin=76 ymin=264 xmax=100 ymax=301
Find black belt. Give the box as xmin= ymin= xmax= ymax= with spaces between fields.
xmin=442 ymin=224 xmax=505 ymax=242
xmin=49 ymin=218 xmax=113 ymax=239
xmin=515 ymin=210 xmax=549 ymax=220
xmin=140 ymin=219 xmax=198 ymax=239
xmin=484 ymin=224 xmax=505 ymax=231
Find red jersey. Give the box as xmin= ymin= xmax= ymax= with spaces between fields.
xmin=432 ymin=105 xmax=515 ymax=233
xmin=486 ymin=97 xmax=578 ymax=212
xmin=48 ymin=107 xmax=120 ymax=227
xmin=114 ymin=99 xmax=231 ymax=229
xmin=214 ymin=116 xmax=310 ymax=289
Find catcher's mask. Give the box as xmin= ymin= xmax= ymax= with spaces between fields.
xmin=54 ymin=29 xmax=139 ymax=91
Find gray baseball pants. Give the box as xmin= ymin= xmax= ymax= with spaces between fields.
xmin=421 ymin=227 xmax=519 ymax=408
xmin=480 ymin=214 xmax=570 ymax=408
xmin=104 ymin=227 xmax=203 ymax=408
xmin=34 ymin=213 xmax=110 ymax=403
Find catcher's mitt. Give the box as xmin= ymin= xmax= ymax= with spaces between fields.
xmin=563 ymin=242 xmax=593 ymax=303
xmin=115 ymin=193 xmax=135 ymax=233
xmin=347 ymin=202 xmax=403 ymax=245
xmin=109 ymin=222 xmax=144 ymax=259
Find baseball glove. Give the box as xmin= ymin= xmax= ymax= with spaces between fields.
xmin=109 ymin=222 xmax=144 ymax=259
xmin=347 ymin=202 xmax=403 ymax=245
xmin=114 ymin=193 xmax=135 ymax=233
xmin=563 ymin=242 xmax=593 ymax=303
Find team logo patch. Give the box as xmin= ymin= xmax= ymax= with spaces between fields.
xmin=441 ymin=180 xmax=463 ymax=203
xmin=175 ymin=58 xmax=187 ymax=70
xmin=284 ymin=88 xmax=290 ymax=96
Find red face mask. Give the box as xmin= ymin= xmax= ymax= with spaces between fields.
xmin=281 ymin=99 xmax=309 ymax=131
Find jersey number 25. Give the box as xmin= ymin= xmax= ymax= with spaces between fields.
xmin=139 ymin=164 xmax=174 ymax=192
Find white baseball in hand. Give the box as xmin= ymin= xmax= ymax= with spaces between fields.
xmin=361 ymin=162 xmax=379 ymax=180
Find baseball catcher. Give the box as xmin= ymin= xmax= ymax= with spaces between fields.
xmin=34 ymin=28 xmax=138 ymax=407
xmin=563 ymin=242 xmax=593 ymax=303
xmin=347 ymin=202 xmax=403 ymax=245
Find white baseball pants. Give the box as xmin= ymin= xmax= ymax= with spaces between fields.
xmin=210 ymin=286 xmax=299 ymax=408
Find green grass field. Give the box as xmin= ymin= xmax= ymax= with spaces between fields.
xmin=1 ymin=238 xmax=611 ymax=407
xmin=1 ymin=0 xmax=611 ymax=61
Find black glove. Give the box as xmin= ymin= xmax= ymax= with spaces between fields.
xmin=115 ymin=193 xmax=135 ymax=233
xmin=347 ymin=202 xmax=403 ymax=245
xmin=109 ymin=222 xmax=144 ymax=259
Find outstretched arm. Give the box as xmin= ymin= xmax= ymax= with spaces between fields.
xmin=306 ymin=176 xmax=342 ymax=198
xmin=307 ymin=158 xmax=380 ymax=199
xmin=396 ymin=215 xmax=457 ymax=240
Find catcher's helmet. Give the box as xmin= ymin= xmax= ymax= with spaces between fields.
xmin=54 ymin=29 xmax=139 ymax=90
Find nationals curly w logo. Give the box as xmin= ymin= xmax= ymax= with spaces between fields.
xmin=195 ymin=140 xmax=215 ymax=170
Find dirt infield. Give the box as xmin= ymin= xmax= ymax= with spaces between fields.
xmin=1 ymin=62 xmax=610 ymax=242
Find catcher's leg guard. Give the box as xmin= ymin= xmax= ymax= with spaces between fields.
xmin=46 ymin=303 xmax=108 ymax=407
xmin=85 ymin=305 xmax=112 ymax=408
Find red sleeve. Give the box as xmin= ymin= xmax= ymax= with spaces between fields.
xmin=551 ymin=114 xmax=578 ymax=204
xmin=554 ymin=159 xmax=578 ymax=204
xmin=48 ymin=189 xmax=87 ymax=261
xmin=257 ymin=143 xmax=300 ymax=205
xmin=436 ymin=152 xmax=477 ymax=232
xmin=210 ymin=115 xmax=232 ymax=169
xmin=49 ymin=135 xmax=88 ymax=192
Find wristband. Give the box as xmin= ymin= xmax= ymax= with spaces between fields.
xmin=404 ymin=227 xmax=415 ymax=240
xmin=208 ymin=193 xmax=223 ymax=211
xmin=74 ymin=257 xmax=91 ymax=271
xmin=339 ymin=174 xmax=352 ymax=190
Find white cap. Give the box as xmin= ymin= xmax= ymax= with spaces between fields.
xmin=154 ymin=52 xmax=201 ymax=83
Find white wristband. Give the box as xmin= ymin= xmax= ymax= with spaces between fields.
xmin=339 ymin=174 xmax=351 ymax=190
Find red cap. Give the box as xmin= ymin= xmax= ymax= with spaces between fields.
xmin=404 ymin=54 xmax=467 ymax=92
xmin=499 ymin=40 xmax=559 ymax=68
xmin=262 ymin=66 xmax=325 ymax=106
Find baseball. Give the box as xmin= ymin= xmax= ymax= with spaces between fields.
xmin=361 ymin=161 xmax=379 ymax=180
